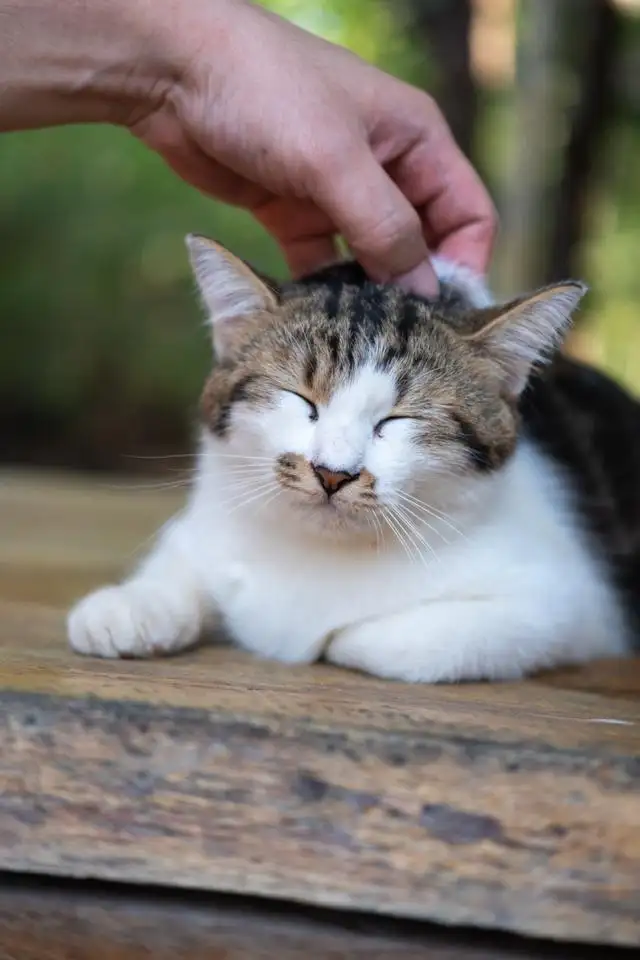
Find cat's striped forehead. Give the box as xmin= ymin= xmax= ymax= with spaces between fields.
xmin=202 ymin=270 xmax=501 ymax=445
xmin=277 ymin=278 xmax=462 ymax=405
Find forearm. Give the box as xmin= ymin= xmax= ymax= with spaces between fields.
xmin=0 ymin=0 xmax=227 ymax=132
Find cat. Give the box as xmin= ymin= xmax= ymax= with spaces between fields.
xmin=67 ymin=235 xmax=640 ymax=683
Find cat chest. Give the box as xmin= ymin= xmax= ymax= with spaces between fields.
xmin=205 ymin=540 xmax=435 ymax=662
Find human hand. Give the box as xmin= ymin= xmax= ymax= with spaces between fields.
xmin=132 ymin=0 xmax=497 ymax=295
xmin=0 ymin=0 xmax=496 ymax=294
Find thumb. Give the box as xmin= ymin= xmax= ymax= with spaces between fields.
xmin=306 ymin=142 xmax=439 ymax=296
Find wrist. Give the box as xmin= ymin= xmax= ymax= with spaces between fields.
xmin=0 ymin=0 xmax=222 ymax=132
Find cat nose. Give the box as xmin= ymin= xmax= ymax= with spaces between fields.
xmin=312 ymin=464 xmax=360 ymax=497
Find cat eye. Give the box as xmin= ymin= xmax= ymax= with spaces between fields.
xmin=285 ymin=390 xmax=318 ymax=422
xmin=374 ymin=415 xmax=410 ymax=437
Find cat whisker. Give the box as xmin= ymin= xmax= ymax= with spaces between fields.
xmin=394 ymin=495 xmax=452 ymax=547
xmin=392 ymin=503 xmax=440 ymax=565
xmin=122 ymin=453 xmax=196 ymax=460
xmin=399 ymin=489 xmax=459 ymax=523
xmin=389 ymin=509 xmax=426 ymax=567
xmin=216 ymin=478 xmax=279 ymax=509
xmin=199 ymin=453 xmax=275 ymax=462
xmin=381 ymin=507 xmax=417 ymax=566
xmin=214 ymin=474 xmax=274 ymax=497
xmin=397 ymin=491 xmax=467 ymax=541
xmin=368 ymin=509 xmax=383 ymax=552
xmin=215 ymin=466 xmax=275 ymax=480
xmin=386 ymin=505 xmax=431 ymax=567
xmin=254 ymin=486 xmax=283 ymax=517
xmin=218 ymin=461 xmax=275 ymax=472
xmin=224 ymin=483 xmax=282 ymax=517
xmin=99 ymin=477 xmax=193 ymax=492
xmin=165 ymin=466 xmax=199 ymax=476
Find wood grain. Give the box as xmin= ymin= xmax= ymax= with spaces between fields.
xmin=0 ymin=877 xmax=627 ymax=960
xmin=0 ymin=471 xmax=639 ymax=947
xmin=0 ymin=603 xmax=638 ymax=946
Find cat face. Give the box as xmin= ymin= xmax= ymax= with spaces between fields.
xmin=188 ymin=236 xmax=585 ymax=534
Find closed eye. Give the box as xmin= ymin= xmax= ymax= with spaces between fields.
xmin=374 ymin=415 xmax=411 ymax=437
xmin=284 ymin=389 xmax=318 ymax=422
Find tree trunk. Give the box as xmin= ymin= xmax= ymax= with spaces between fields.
xmin=545 ymin=0 xmax=620 ymax=284
xmin=497 ymin=0 xmax=621 ymax=294
xmin=496 ymin=0 xmax=567 ymax=293
xmin=407 ymin=0 xmax=477 ymax=161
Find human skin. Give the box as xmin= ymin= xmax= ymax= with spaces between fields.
xmin=0 ymin=0 xmax=496 ymax=294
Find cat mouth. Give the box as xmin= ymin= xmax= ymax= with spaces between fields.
xmin=278 ymin=477 xmax=377 ymax=518
xmin=289 ymin=491 xmax=376 ymax=523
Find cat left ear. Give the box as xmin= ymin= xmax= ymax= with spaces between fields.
xmin=464 ymin=281 xmax=587 ymax=396
xmin=185 ymin=235 xmax=278 ymax=358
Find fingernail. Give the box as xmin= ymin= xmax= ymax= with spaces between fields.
xmin=394 ymin=262 xmax=440 ymax=298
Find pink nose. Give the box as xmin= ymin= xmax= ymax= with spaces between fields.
xmin=312 ymin=464 xmax=360 ymax=497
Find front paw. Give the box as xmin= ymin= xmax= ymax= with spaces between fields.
xmin=324 ymin=618 xmax=392 ymax=677
xmin=67 ymin=581 xmax=201 ymax=659
xmin=325 ymin=616 xmax=439 ymax=682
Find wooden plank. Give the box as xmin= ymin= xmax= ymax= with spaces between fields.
xmin=0 ymin=469 xmax=180 ymax=607
xmin=0 ymin=600 xmax=638 ymax=947
xmin=0 ymin=877 xmax=625 ymax=960
xmin=0 ymin=470 xmax=639 ymax=946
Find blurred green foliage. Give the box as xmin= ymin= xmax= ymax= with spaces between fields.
xmin=2 ymin=0 xmax=640 ymax=469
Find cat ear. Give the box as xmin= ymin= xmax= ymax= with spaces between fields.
xmin=464 ymin=282 xmax=587 ymax=396
xmin=185 ymin=235 xmax=278 ymax=358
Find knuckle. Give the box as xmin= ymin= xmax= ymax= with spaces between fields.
xmin=352 ymin=205 xmax=423 ymax=266
xmin=366 ymin=204 xmax=421 ymax=246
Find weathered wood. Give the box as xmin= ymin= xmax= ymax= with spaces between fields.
xmin=0 ymin=877 xmax=626 ymax=960
xmin=0 ymin=600 xmax=638 ymax=946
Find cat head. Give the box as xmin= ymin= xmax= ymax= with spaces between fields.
xmin=186 ymin=235 xmax=586 ymax=534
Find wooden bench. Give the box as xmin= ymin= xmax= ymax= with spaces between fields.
xmin=0 ymin=470 xmax=638 ymax=955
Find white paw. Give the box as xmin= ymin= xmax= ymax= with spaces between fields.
xmin=67 ymin=581 xmax=202 ymax=659
xmin=325 ymin=616 xmax=445 ymax=683
xmin=324 ymin=619 xmax=396 ymax=678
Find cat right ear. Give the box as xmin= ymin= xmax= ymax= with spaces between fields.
xmin=185 ymin=235 xmax=278 ymax=358
xmin=463 ymin=281 xmax=587 ymax=397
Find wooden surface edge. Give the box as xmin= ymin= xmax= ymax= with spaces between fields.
xmin=0 ymin=873 xmax=634 ymax=960
xmin=0 ymin=688 xmax=638 ymax=947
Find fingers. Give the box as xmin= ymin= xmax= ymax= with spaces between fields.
xmin=388 ymin=100 xmax=498 ymax=276
xmin=415 ymin=149 xmax=497 ymax=275
xmin=281 ymin=235 xmax=340 ymax=278
xmin=252 ymin=197 xmax=340 ymax=277
xmin=303 ymin=141 xmax=440 ymax=296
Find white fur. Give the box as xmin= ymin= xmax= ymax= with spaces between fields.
xmin=430 ymin=254 xmax=494 ymax=308
xmin=68 ymin=259 xmax=629 ymax=681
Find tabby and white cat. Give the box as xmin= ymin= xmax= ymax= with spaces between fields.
xmin=67 ymin=236 xmax=639 ymax=682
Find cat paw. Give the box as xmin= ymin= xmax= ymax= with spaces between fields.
xmin=324 ymin=617 xmax=440 ymax=682
xmin=324 ymin=619 xmax=393 ymax=677
xmin=67 ymin=581 xmax=202 ymax=659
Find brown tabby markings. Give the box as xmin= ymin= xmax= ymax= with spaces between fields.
xmin=200 ymin=274 xmax=519 ymax=475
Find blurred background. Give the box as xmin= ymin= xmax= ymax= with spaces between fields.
xmin=3 ymin=0 xmax=640 ymax=474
